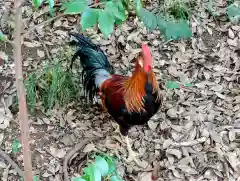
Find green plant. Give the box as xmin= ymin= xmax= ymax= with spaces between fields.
xmin=227 ymin=2 xmax=240 ymax=23
xmin=206 ymin=1 xmax=240 ymax=23
xmin=12 ymin=139 xmax=22 ymax=153
xmin=137 ymin=5 xmax=192 ymax=40
xmin=206 ymin=0 xmax=221 ymax=17
xmin=33 ymin=0 xmax=55 ymax=14
xmin=166 ymin=81 xmax=193 ymax=89
xmin=164 ymin=0 xmax=194 ymax=20
xmin=0 ymin=31 xmax=7 ymax=41
xmin=62 ymin=0 xmax=127 ymax=37
xmin=30 ymin=0 xmax=192 ymax=40
xmin=72 ymin=154 xmax=124 ymax=181
xmin=23 ymin=60 xmax=79 ymax=114
xmin=21 ymin=175 xmax=42 ymax=181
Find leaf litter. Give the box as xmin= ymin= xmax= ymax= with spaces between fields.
xmin=1 ymin=0 xmax=240 ymax=180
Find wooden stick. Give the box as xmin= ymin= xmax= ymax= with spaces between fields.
xmin=13 ymin=0 xmax=33 ymax=181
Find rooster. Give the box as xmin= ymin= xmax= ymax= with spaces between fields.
xmin=69 ymin=32 xmax=162 ymax=165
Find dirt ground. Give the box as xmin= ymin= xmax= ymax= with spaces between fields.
xmin=0 ymin=0 xmax=240 ymax=181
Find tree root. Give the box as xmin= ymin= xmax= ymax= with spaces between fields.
xmin=63 ymin=138 xmax=99 ymax=181
xmin=0 ymin=148 xmax=23 ymax=178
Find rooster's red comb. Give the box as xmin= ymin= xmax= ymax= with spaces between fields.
xmin=141 ymin=43 xmax=152 ymax=72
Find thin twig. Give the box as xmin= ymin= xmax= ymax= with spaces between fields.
xmin=13 ymin=0 xmax=33 ymax=181
xmin=22 ymin=21 xmax=52 ymax=60
xmin=171 ymin=137 xmax=207 ymax=148
xmin=33 ymin=29 xmax=52 ymax=60
xmin=22 ymin=13 xmax=65 ymax=38
xmin=63 ymin=138 xmax=98 ymax=181
xmin=0 ymin=149 xmax=24 ymax=178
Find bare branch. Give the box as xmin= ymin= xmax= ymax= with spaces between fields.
xmin=0 ymin=149 xmax=24 ymax=178
xmin=171 ymin=137 xmax=207 ymax=148
xmin=13 ymin=0 xmax=33 ymax=180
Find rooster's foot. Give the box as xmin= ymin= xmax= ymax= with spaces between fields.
xmin=111 ymin=122 xmax=120 ymax=134
xmin=125 ymin=136 xmax=140 ymax=166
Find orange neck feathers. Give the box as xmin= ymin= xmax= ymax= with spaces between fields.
xmin=123 ymin=65 xmax=160 ymax=113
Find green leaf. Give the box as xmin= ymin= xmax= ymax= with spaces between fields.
xmin=33 ymin=0 xmax=42 ymax=8
xmin=95 ymin=156 xmax=109 ymax=176
xmin=138 ymin=8 xmax=157 ymax=31
xmin=64 ymin=0 xmax=87 ymax=15
xmin=110 ymin=175 xmax=124 ymax=181
xmin=227 ymin=3 xmax=240 ymax=23
xmin=115 ymin=0 xmax=125 ymax=12
xmin=207 ymin=0 xmax=220 ymax=17
xmin=33 ymin=175 xmax=41 ymax=181
xmin=164 ymin=20 xmax=192 ymax=40
xmin=183 ymin=83 xmax=193 ymax=87
xmin=105 ymin=1 xmax=126 ymax=21
xmin=12 ymin=139 xmax=21 ymax=153
xmin=227 ymin=3 xmax=240 ymax=17
xmin=0 ymin=31 xmax=4 ymax=40
xmin=81 ymin=174 xmax=90 ymax=181
xmin=166 ymin=81 xmax=180 ymax=89
xmin=72 ymin=177 xmax=86 ymax=181
xmin=166 ymin=81 xmax=193 ymax=89
xmin=48 ymin=0 xmax=55 ymax=16
xmin=134 ymin=0 xmax=142 ymax=15
xmin=104 ymin=156 xmax=117 ymax=174
xmin=84 ymin=164 xmax=101 ymax=181
xmin=0 ymin=31 xmax=7 ymax=41
xmin=156 ymin=16 xmax=167 ymax=32
xmin=81 ymin=8 xmax=99 ymax=30
xmin=98 ymin=10 xmax=114 ymax=37
xmin=21 ymin=175 xmax=42 ymax=181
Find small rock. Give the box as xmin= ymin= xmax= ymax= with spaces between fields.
xmin=139 ymin=160 xmax=149 ymax=168
xmin=117 ymin=165 xmax=125 ymax=178
xmin=126 ymin=166 xmax=133 ymax=174
xmin=68 ymin=17 xmax=76 ymax=23
xmin=37 ymin=49 xmax=45 ymax=58
xmin=53 ymin=19 xmax=62 ymax=28
xmin=148 ymin=120 xmax=158 ymax=131
xmin=59 ymin=134 xmax=76 ymax=146
xmin=137 ymin=172 xmax=152 ymax=181
xmin=42 ymin=171 xmax=52 ymax=178
xmin=232 ymin=25 xmax=240 ymax=31
xmin=228 ymin=29 xmax=235 ymax=39
xmin=49 ymin=146 xmax=66 ymax=158
xmin=201 ymin=129 xmax=209 ymax=138
xmin=152 ymin=40 xmax=160 ymax=46
xmin=155 ymin=144 xmax=161 ymax=150
xmin=134 ymin=140 xmax=141 ymax=149
xmin=83 ymin=143 xmax=96 ymax=153
xmin=117 ymin=35 xmax=125 ymax=45
xmin=167 ymin=107 xmax=178 ymax=118
xmin=54 ymin=30 xmax=67 ymax=37
xmin=227 ymin=38 xmax=238 ymax=46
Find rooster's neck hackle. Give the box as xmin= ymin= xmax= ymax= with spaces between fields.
xmin=123 ymin=69 xmax=160 ymax=113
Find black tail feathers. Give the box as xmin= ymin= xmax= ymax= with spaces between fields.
xmin=69 ymin=32 xmax=114 ymax=102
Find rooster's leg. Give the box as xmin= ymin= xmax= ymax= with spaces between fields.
xmin=111 ymin=122 xmax=120 ymax=134
xmin=125 ymin=136 xmax=140 ymax=165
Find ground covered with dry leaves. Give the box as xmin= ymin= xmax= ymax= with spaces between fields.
xmin=0 ymin=0 xmax=240 ymax=181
